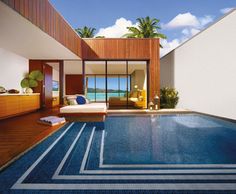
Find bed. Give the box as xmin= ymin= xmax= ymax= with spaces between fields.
xmin=59 ymin=103 xmax=107 ymax=122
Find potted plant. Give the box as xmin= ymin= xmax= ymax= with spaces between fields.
xmin=160 ymin=87 xmax=179 ymax=108
xmin=21 ymin=70 xmax=44 ymax=94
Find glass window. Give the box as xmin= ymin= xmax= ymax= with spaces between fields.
xmin=128 ymin=61 xmax=147 ymax=108
xmin=84 ymin=60 xmax=147 ymax=109
xmin=85 ymin=61 xmax=105 ymax=102
xmin=96 ymin=76 xmax=106 ymax=102
xmin=85 ymin=76 xmax=95 ymax=101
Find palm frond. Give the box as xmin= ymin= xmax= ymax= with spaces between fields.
xmin=75 ymin=26 xmax=96 ymax=38
xmin=124 ymin=16 xmax=167 ymax=47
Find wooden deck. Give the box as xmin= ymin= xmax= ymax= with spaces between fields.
xmin=0 ymin=107 xmax=63 ymax=169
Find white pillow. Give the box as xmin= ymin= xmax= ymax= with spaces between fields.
xmin=68 ymin=99 xmax=78 ymax=105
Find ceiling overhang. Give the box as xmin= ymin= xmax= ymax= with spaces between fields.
xmin=0 ymin=1 xmax=80 ymax=60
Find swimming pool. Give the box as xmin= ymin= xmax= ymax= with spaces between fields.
xmin=1 ymin=114 xmax=236 ymax=193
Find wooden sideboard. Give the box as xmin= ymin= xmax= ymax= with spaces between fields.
xmin=0 ymin=93 xmax=40 ymax=119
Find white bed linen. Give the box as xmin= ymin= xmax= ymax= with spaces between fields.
xmin=60 ymin=103 xmax=107 ymax=113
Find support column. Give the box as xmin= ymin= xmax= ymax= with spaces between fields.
xmin=59 ymin=60 xmax=64 ymax=106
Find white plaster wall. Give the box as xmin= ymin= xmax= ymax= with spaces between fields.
xmin=161 ymin=10 xmax=236 ymax=120
xmin=0 ymin=48 xmax=28 ymax=92
xmin=131 ymin=70 xmax=147 ymax=90
xmin=52 ymin=69 xmax=59 ymax=97
xmin=53 ymin=69 xmax=59 ymax=81
xmin=160 ymin=52 xmax=174 ymax=88
xmin=64 ymin=61 xmax=83 ymax=75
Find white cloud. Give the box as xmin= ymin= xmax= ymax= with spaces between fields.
xmin=164 ymin=13 xmax=200 ymax=29
xmin=161 ymin=12 xmax=213 ymax=57
xmin=160 ymin=38 xmax=181 ymax=57
xmin=199 ymin=15 xmax=214 ymax=27
xmin=220 ymin=7 xmax=234 ymax=14
xmin=190 ymin=28 xmax=200 ymax=36
xmin=182 ymin=28 xmax=200 ymax=37
xmin=95 ymin=18 xmax=136 ymax=38
xmin=160 ymin=27 xmax=201 ymax=57
xmin=164 ymin=12 xmax=213 ymax=29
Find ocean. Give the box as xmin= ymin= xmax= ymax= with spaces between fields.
xmin=86 ymin=92 xmax=126 ymax=101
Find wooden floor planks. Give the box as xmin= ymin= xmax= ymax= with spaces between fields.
xmin=0 ymin=108 xmax=63 ymax=169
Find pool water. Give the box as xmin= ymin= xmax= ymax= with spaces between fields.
xmin=103 ymin=115 xmax=236 ymax=165
xmin=1 ymin=114 xmax=236 ymax=193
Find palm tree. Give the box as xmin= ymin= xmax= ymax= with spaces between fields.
xmin=124 ymin=16 xmax=166 ymax=46
xmin=95 ymin=36 xmax=105 ymax=38
xmin=75 ymin=26 xmax=96 ymax=38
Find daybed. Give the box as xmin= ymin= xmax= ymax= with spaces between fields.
xmin=59 ymin=94 xmax=107 ymax=121
xmin=59 ymin=103 xmax=107 ymax=122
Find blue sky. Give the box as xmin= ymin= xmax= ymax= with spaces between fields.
xmin=50 ymin=0 xmax=235 ymax=56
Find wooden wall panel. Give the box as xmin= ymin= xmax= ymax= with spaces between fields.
xmin=149 ymin=39 xmax=160 ymax=101
xmin=1 ymin=0 xmax=82 ymax=58
xmin=65 ymin=75 xmax=84 ymax=95
xmin=82 ymin=38 xmax=152 ymax=60
xmin=59 ymin=61 xmax=64 ymax=105
xmin=44 ymin=64 xmax=53 ymax=108
xmin=29 ymin=60 xmax=44 ymax=107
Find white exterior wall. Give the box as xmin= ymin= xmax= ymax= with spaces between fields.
xmin=160 ymin=52 xmax=175 ymax=88
xmin=0 ymin=48 xmax=28 ymax=92
xmin=160 ymin=10 xmax=236 ymax=120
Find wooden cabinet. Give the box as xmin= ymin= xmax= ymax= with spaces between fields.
xmin=0 ymin=94 xmax=40 ymax=119
xmin=20 ymin=95 xmax=40 ymax=112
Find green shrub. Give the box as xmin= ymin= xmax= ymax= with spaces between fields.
xmin=21 ymin=70 xmax=44 ymax=88
xmin=160 ymin=87 xmax=179 ymax=108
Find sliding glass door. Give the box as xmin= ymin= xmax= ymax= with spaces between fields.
xmin=85 ymin=61 xmax=105 ymax=102
xmin=107 ymin=61 xmax=129 ymax=108
xmin=128 ymin=61 xmax=147 ymax=109
xmin=84 ymin=60 xmax=147 ymax=109
xmin=95 ymin=76 xmax=106 ymax=102
xmin=86 ymin=76 xmax=95 ymax=101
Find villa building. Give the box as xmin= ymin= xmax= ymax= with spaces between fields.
xmin=0 ymin=0 xmax=159 ymax=118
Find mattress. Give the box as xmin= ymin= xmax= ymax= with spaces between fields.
xmin=60 ymin=103 xmax=107 ymax=113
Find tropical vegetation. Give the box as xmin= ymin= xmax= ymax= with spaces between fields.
xmin=21 ymin=70 xmax=44 ymax=89
xmin=75 ymin=26 xmax=96 ymax=38
xmin=124 ymin=16 xmax=166 ymax=47
xmin=160 ymin=87 xmax=179 ymax=108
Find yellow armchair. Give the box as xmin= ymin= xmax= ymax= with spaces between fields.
xmin=134 ymin=90 xmax=147 ymax=109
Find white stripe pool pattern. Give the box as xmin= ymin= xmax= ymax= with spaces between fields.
xmin=1 ymin=114 xmax=236 ymax=193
